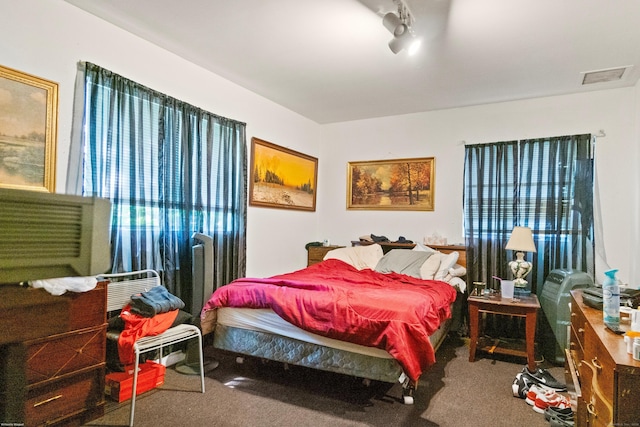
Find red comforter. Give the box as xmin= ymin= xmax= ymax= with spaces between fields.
xmin=201 ymin=259 xmax=457 ymax=381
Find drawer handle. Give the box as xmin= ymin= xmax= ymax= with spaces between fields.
xmin=592 ymin=357 xmax=602 ymax=370
xmin=571 ymin=312 xmax=577 ymax=317
xmin=583 ymin=360 xmax=614 ymax=422
xmin=587 ymin=401 xmax=596 ymax=416
xmin=578 ymin=327 xmax=585 ymax=333
xmin=33 ymin=394 xmax=62 ymax=407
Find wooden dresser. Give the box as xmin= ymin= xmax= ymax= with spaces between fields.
xmin=307 ymin=245 xmax=345 ymax=266
xmin=0 ymin=282 xmax=107 ymax=426
xmin=566 ymin=290 xmax=640 ymax=426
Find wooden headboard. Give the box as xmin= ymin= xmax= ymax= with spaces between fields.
xmin=350 ymin=241 xmax=467 ymax=269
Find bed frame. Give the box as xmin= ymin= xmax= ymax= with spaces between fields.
xmin=211 ymin=245 xmax=466 ymax=404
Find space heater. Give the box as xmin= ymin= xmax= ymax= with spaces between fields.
xmin=539 ymin=269 xmax=593 ymax=364
xmin=191 ymin=232 xmax=215 ymax=315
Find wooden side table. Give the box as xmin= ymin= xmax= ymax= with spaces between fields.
xmin=307 ymin=245 xmax=344 ymax=266
xmin=468 ymin=293 xmax=540 ymax=371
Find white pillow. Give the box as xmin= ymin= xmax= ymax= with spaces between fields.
xmin=420 ymin=254 xmax=441 ymax=280
xmin=447 ymin=264 xmax=467 ymax=279
xmin=448 ymin=276 xmax=467 ymax=293
xmin=323 ymin=244 xmax=384 ymax=270
xmin=434 ymin=251 xmax=459 ymax=281
xmin=412 ymin=242 xmax=437 ymax=254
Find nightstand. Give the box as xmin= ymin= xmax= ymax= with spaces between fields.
xmin=307 ymin=245 xmax=344 ymax=266
xmin=468 ymin=293 xmax=540 ymax=372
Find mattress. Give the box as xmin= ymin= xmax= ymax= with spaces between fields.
xmin=213 ymin=307 xmax=451 ymax=383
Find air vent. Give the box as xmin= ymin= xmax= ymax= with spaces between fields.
xmin=581 ymin=66 xmax=630 ymax=85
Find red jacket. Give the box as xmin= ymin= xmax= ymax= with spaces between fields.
xmin=117 ymin=304 xmax=178 ymax=365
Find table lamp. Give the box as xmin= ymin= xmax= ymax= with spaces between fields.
xmin=505 ymin=226 xmax=537 ymax=289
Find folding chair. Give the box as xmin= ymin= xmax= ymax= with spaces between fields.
xmin=99 ymin=269 xmax=205 ymax=426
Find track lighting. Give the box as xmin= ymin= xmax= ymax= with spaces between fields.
xmin=383 ymin=0 xmax=420 ymax=55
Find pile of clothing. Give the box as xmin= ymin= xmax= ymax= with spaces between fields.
xmin=359 ymin=234 xmax=413 ymax=244
xmin=107 ymin=286 xmax=191 ymax=370
xmin=129 ymin=285 xmax=185 ymax=317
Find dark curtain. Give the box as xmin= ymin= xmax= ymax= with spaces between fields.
xmin=79 ymin=63 xmax=247 ymax=307
xmin=463 ymin=134 xmax=594 ymax=294
xmin=462 ymin=140 xmax=518 ymax=290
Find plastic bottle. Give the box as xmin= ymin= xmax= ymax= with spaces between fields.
xmin=603 ymin=269 xmax=620 ymax=325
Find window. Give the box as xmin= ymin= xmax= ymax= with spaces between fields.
xmin=463 ymin=134 xmax=593 ymax=292
xmin=72 ymin=62 xmax=247 ymax=296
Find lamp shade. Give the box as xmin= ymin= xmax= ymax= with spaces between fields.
xmin=505 ymin=226 xmax=537 ymax=253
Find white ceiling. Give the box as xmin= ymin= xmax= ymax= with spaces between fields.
xmin=64 ymin=0 xmax=640 ymax=124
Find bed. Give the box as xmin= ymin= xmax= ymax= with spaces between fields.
xmin=200 ymin=243 xmax=466 ymax=404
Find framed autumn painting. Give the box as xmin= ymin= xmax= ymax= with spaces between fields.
xmin=0 ymin=64 xmax=58 ymax=192
xmin=347 ymin=157 xmax=435 ymax=211
xmin=249 ymin=137 xmax=318 ymax=211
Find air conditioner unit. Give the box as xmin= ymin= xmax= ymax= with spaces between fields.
xmin=0 ymin=188 xmax=112 ymax=284
xmin=539 ymin=269 xmax=593 ymax=364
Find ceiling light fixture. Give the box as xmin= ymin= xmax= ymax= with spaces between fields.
xmin=382 ymin=0 xmax=421 ymax=55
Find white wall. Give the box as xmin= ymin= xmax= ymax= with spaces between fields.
xmin=320 ymin=88 xmax=639 ymax=285
xmin=1 ymin=0 xmax=322 ymax=277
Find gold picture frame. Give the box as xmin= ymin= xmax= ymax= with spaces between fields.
xmin=249 ymin=137 xmax=318 ymax=211
xmin=0 ymin=64 xmax=58 ymax=192
xmin=347 ymin=157 xmax=435 ymax=211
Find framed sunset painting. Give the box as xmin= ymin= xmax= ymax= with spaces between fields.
xmin=249 ymin=137 xmax=318 ymax=211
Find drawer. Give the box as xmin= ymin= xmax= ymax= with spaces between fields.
xmin=583 ymin=322 xmax=615 ymax=401
xmin=574 ymin=395 xmax=588 ymax=427
xmin=26 ymin=325 xmax=106 ymax=385
xmin=564 ymin=347 xmax=581 ymax=401
xmin=570 ymin=298 xmax=587 ymax=347
xmin=577 ymin=349 xmax=593 ymax=402
xmin=584 ymin=391 xmax=613 ymax=427
xmin=580 ymin=322 xmax=614 ymax=426
xmin=65 ymin=282 xmax=106 ymax=331
xmin=568 ymin=325 xmax=584 ymax=369
xmin=25 ymin=367 xmax=104 ymax=427
xmin=578 ymin=360 xmax=612 ymax=427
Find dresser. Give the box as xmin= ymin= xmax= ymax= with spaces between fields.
xmin=566 ymin=290 xmax=640 ymax=426
xmin=307 ymin=245 xmax=344 ymax=266
xmin=0 ymin=282 xmax=107 ymax=426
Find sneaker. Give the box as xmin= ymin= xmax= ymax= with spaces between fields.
xmin=525 ymin=384 xmax=551 ymax=406
xmin=544 ymin=406 xmax=574 ymax=422
xmin=533 ymin=391 xmax=571 ymax=414
xmin=522 ymin=366 xmax=567 ymax=391
xmin=512 ymin=373 xmax=535 ymax=399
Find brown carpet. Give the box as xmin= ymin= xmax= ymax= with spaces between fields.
xmin=85 ymin=336 xmax=565 ymax=427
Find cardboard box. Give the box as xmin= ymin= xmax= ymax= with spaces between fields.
xmin=105 ymin=361 xmax=166 ymax=402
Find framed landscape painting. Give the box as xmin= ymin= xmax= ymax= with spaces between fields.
xmin=347 ymin=157 xmax=435 ymax=211
xmin=0 ymin=64 xmax=58 ymax=192
xmin=249 ymin=137 xmax=318 ymax=211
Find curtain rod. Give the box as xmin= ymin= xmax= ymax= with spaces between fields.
xmin=462 ymin=130 xmax=606 ymax=146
